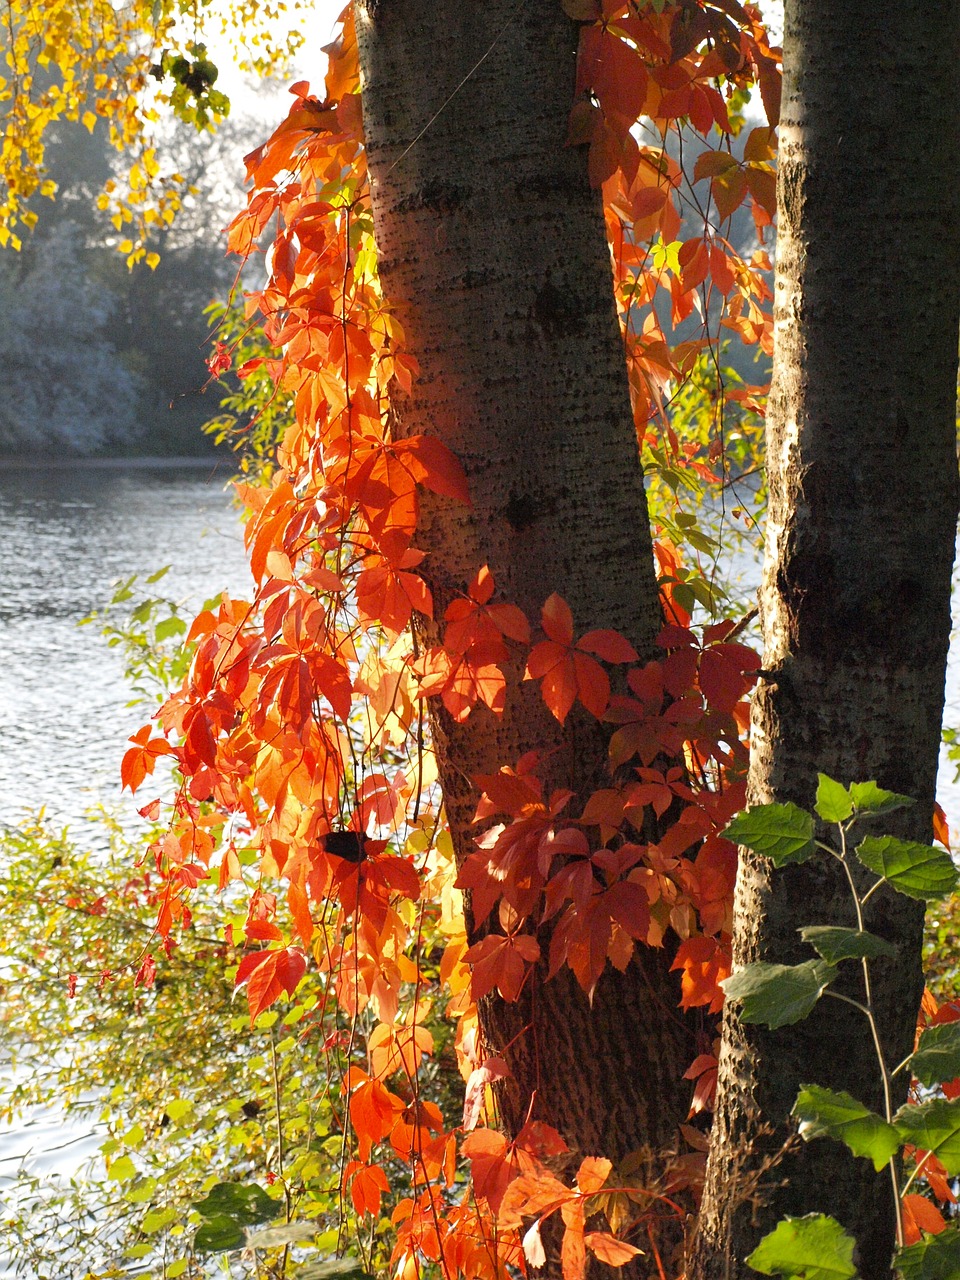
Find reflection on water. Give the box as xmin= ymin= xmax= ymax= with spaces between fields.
xmin=0 ymin=461 xmax=250 ymax=837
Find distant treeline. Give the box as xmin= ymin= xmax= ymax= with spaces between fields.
xmin=0 ymin=115 xmax=250 ymax=458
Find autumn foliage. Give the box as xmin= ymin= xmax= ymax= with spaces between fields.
xmin=115 ymin=3 xmax=789 ymax=1274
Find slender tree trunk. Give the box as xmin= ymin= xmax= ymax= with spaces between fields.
xmin=354 ymin=0 xmax=695 ymax=1206
xmin=691 ymin=4 xmax=960 ymax=1277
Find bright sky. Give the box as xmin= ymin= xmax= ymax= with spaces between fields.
xmin=214 ymin=0 xmax=785 ymax=124
xmin=211 ymin=0 xmax=345 ymax=120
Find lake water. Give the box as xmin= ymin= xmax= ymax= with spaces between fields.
xmin=0 ymin=461 xmax=251 ymax=1269
xmin=0 ymin=461 xmax=251 ymax=837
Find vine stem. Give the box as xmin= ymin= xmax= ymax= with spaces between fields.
xmin=270 ymin=1029 xmax=293 ymax=1273
xmin=836 ymin=823 xmax=904 ymax=1250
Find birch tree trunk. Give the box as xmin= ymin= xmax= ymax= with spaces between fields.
xmin=354 ymin=0 xmax=695 ymax=1213
xmin=691 ymin=3 xmax=960 ymax=1276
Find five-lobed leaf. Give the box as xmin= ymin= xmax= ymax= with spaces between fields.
xmin=799 ymin=925 xmax=895 ymax=965
xmin=908 ymin=1023 xmax=960 ymax=1088
xmin=893 ymin=1098 xmax=960 ymax=1174
xmin=792 ymin=1084 xmax=900 ymax=1171
xmin=722 ymin=803 xmax=815 ymax=866
xmin=746 ymin=1214 xmax=859 ymax=1279
xmin=856 ymin=836 xmax=958 ymax=902
xmin=721 ymin=960 xmax=837 ymax=1029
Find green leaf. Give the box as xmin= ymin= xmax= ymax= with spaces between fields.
xmin=894 ymin=1099 xmax=960 ymax=1174
xmin=192 ymin=1182 xmax=279 ymax=1252
xmin=722 ymin=960 xmax=837 ymax=1029
xmin=746 ymin=1214 xmax=859 ymax=1278
xmin=848 ymin=781 xmax=915 ymax=816
xmin=908 ymin=1023 xmax=960 ymax=1087
xmin=293 ymin=1260 xmax=375 ymax=1280
xmin=107 ymin=1154 xmax=136 ymax=1181
xmin=193 ymin=1181 xmax=277 ymax=1226
xmin=856 ymin=836 xmax=958 ymax=902
xmin=799 ymin=926 xmax=895 ymax=965
xmin=896 ymin=1226 xmax=960 ymax=1279
xmin=246 ymin=1221 xmax=319 ymax=1248
xmin=194 ymin=1215 xmax=246 ymax=1254
xmin=815 ymin=775 xmax=853 ymax=823
xmin=792 ymin=1085 xmax=901 ymax=1171
xmin=722 ymin=803 xmax=816 ymax=866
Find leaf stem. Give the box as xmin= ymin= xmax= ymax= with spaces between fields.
xmin=837 ymin=824 xmax=903 ymax=1249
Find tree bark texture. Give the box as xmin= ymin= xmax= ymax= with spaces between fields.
xmin=691 ymin=4 xmax=960 ymax=1278
xmin=354 ymin=0 xmax=696 ymax=1220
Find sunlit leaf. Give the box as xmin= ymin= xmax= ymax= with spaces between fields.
xmin=746 ymin=1214 xmax=859 ymax=1278
xmin=856 ymin=837 xmax=958 ymax=901
xmin=792 ymin=1085 xmax=900 ymax=1170
xmin=722 ymin=804 xmax=815 ymax=865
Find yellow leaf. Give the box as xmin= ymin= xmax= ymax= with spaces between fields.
xmin=82 ymin=110 xmax=96 ymax=133
xmin=145 ymin=251 xmax=160 ymax=270
xmin=117 ymin=238 xmax=133 ymax=254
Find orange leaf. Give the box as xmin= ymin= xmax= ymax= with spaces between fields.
xmin=576 ymin=1156 xmax=612 ymax=1194
xmin=584 ymin=1232 xmax=643 ymax=1266
xmin=235 ymin=946 xmax=306 ymax=1024
xmin=394 ymin=435 xmax=471 ymax=505
xmin=671 ymin=934 xmax=731 ymax=1013
xmin=461 ymin=1128 xmax=519 ymax=1214
xmin=902 ymin=1193 xmax=946 ymax=1244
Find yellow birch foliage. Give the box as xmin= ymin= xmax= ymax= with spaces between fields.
xmin=0 ymin=0 xmax=311 ymax=260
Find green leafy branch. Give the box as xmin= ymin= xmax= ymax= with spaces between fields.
xmin=720 ymin=776 xmax=960 ymax=1279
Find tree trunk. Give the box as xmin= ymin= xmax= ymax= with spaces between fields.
xmin=691 ymin=4 xmax=960 ymax=1277
xmin=354 ymin=0 xmax=695 ymax=1196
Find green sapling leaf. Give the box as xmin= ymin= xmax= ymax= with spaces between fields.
xmin=746 ymin=1213 xmax=859 ymax=1278
xmin=847 ymin=781 xmax=915 ymax=816
xmin=894 ymin=1098 xmax=960 ymax=1174
xmin=798 ymin=925 xmax=895 ymax=965
xmin=195 ymin=1215 xmax=246 ymax=1253
xmin=856 ymin=836 xmax=958 ymax=902
xmin=722 ymin=803 xmax=815 ymax=866
xmin=722 ymin=960 xmax=837 ymax=1029
xmin=815 ymin=775 xmax=853 ymax=823
xmin=908 ymin=1023 xmax=960 ymax=1088
xmin=293 ymin=1261 xmax=376 ymax=1280
xmin=896 ymin=1225 xmax=960 ymax=1280
xmin=792 ymin=1084 xmax=901 ymax=1171
xmin=192 ymin=1182 xmax=278 ymax=1253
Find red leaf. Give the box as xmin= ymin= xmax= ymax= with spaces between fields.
xmin=235 ymin=947 xmax=306 ymax=1023
xmin=577 ymin=629 xmax=639 ymax=664
xmin=464 ymin=932 xmax=540 ymax=1002
xmin=541 ymin=592 xmax=574 ymax=644
xmin=394 ymin=435 xmax=471 ymax=505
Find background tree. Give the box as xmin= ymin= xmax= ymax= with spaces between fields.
xmin=690 ymin=4 xmax=960 ymax=1276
